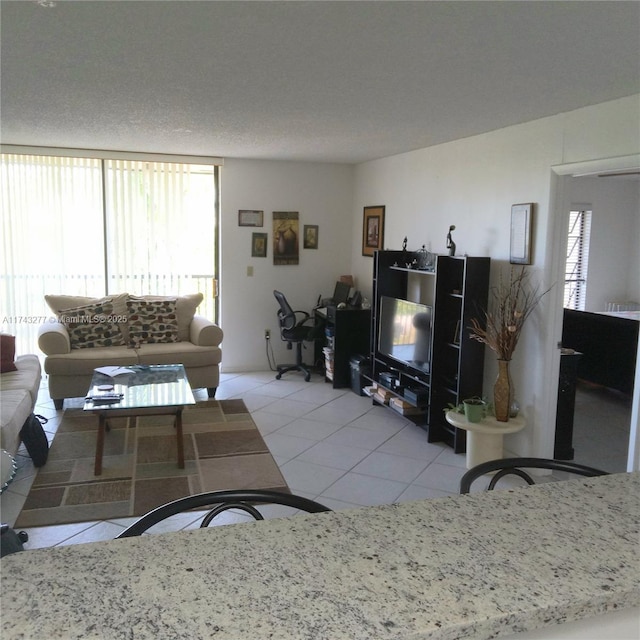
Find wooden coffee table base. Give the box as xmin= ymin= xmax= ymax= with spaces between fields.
xmin=92 ymin=406 xmax=185 ymax=476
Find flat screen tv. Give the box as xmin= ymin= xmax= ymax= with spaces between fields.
xmin=378 ymin=296 xmax=432 ymax=374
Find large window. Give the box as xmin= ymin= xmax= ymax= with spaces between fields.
xmin=1 ymin=151 xmax=219 ymax=353
xmin=563 ymin=207 xmax=592 ymax=310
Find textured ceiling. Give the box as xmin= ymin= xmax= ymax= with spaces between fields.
xmin=1 ymin=1 xmax=639 ymax=164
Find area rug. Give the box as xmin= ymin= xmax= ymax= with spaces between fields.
xmin=15 ymin=399 xmax=289 ymax=527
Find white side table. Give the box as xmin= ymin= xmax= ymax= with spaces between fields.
xmin=445 ymin=411 xmax=526 ymax=469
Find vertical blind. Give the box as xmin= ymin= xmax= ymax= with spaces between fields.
xmin=104 ymin=159 xmax=217 ymax=299
xmin=1 ymin=152 xmax=218 ymax=354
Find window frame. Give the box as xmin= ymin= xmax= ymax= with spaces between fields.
xmin=563 ymin=205 xmax=592 ymax=311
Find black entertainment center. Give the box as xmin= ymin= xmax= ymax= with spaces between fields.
xmin=369 ymin=251 xmax=490 ymax=452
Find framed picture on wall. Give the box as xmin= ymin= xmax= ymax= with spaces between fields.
xmin=251 ymin=232 xmax=268 ymax=257
xmin=510 ymin=203 xmax=533 ymax=264
xmin=362 ymin=205 xmax=385 ymax=257
xmin=238 ymin=210 xmax=264 ymax=227
xmin=273 ymin=211 xmax=299 ymax=265
xmin=303 ymin=225 xmax=318 ymax=249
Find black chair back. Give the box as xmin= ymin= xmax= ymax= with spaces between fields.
xmin=274 ymin=289 xmax=297 ymax=331
xmin=272 ymin=290 xmax=316 ymax=381
xmin=460 ymin=457 xmax=608 ymax=494
xmin=116 ymin=489 xmax=331 ymax=537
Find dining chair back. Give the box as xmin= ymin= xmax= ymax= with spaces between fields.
xmin=116 ymin=489 xmax=331 ymax=537
xmin=459 ymin=457 xmax=609 ymax=494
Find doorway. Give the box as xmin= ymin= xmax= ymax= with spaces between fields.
xmin=549 ymin=156 xmax=640 ymax=472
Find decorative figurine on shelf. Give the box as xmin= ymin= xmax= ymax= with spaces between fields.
xmin=446 ymin=225 xmax=456 ymax=256
xmin=401 ymin=237 xmax=414 ymax=268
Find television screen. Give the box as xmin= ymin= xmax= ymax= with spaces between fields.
xmin=378 ymin=296 xmax=432 ymax=373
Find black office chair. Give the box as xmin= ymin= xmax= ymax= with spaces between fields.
xmin=116 ymin=489 xmax=332 ymax=537
xmin=273 ymin=289 xmax=318 ymax=382
xmin=459 ymin=457 xmax=609 ymax=494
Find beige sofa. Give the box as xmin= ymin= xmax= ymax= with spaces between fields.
xmin=0 ymin=354 xmax=42 ymax=457
xmin=38 ymin=293 xmax=223 ymax=409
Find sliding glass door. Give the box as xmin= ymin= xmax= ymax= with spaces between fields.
xmin=1 ymin=152 xmax=219 ymax=354
xmin=104 ymin=159 xmax=218 ymax=307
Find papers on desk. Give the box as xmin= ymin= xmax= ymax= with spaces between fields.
xmin=94 ymin=366 xmax=135 ymax=377
xmin=316 ymin=307 xmax=328 ymax=318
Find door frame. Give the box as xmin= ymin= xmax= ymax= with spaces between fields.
xmin=547 ymin=154 xmax=640 ymax=472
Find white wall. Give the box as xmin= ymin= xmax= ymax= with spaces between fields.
xmin=216 ymin=96 xmax=639 ymax=459
xmin=562 ymin=177 xmax=639 ymax=311
xmin=219 ymin=158 xmax=354 ymax=371
xmin=350 ymin=95 xmax=640 ymax=458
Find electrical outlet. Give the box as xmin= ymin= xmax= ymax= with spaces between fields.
xmin=264 ymin=329 xmax=270 ymax=339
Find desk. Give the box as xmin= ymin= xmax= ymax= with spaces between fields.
xmin=445 ymin=410 xmax=526 ymax=468
xmin=314 ymin=306 xmax=370 ymax=388
xmin=2 ymin=473 xmax=638 ymax=639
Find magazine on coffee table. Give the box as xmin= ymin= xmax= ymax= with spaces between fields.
xmin=93 ymin=366 xmax=135 ymax=378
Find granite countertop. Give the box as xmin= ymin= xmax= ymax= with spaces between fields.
xmin=2 ymin=472 xmax=638 ymax=640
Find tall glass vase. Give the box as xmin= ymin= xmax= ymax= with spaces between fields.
xmin=494 ymin=359 xmax=512 ymax=422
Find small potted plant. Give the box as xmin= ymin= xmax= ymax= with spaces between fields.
xmin=462 ymin=396 xmax=487 ymax=423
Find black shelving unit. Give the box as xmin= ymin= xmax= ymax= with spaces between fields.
xmin=314 ymin=307 xmax=371 ymax=388
xmin=370 ymin=251 xmax=490 ymax=452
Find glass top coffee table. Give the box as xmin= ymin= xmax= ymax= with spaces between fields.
xmin=83 ymin=364 xmax=196 ymax=476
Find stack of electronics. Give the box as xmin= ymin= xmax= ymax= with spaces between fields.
xmin=404 ymin=387 xmax=429 ymax=405
xmin=86 ymin=386 xmax=124 ymax=404
xmin=379 ymin=371 xmax=400 ymax=390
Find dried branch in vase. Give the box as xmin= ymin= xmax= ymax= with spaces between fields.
xmin=468 ymin=266 xmax=553 ymax=361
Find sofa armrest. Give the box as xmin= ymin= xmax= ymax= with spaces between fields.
xmin=38 ymin=321 xmax=71 ymax=355
xmin=189 ymin=315 xmax=223 ymax=347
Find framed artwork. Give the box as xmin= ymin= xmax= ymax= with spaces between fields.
xmin=238 ymin=210 xmax=264 ymax=227
xmin=362 ymin=205 xmax=385 ymax=257
xmin=510 ymin=203 xmax=533 ymax=264
xmin=251 ymin=232 xmax=268 ymax=258
xmin=273 ymin=211 xmax=299 ymax=265
xmin=303 ymin=225 xmax=318 ymax=249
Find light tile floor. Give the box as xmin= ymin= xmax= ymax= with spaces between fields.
xmin=571 ymin=381 xmax=631 ymax=473
xmin=1 ymin=370 xmax=627 ymax=549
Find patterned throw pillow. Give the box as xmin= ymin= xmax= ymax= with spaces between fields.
xmin=127 ymin=298 xmax=179 ymax=347
xmin=128 ymin=293 xmax=203 ymax=341
xmin=60 ymin=302 xmax=125 ymax=350
xmin=46 ymin=293 xmax=129 ymax=342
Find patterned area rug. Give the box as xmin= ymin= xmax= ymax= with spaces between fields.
xmin=15 ymin=399 xmax=288 ymax=527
